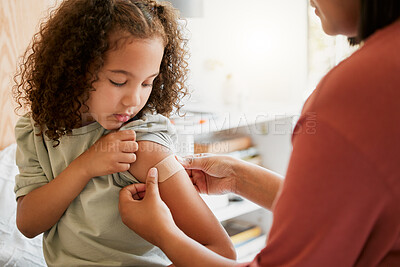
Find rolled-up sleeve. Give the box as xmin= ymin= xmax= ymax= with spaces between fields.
xmin=111 ymin=113 xmax=178 ymax=187
xmin=119 ymin=113 xmax=177 ymax=152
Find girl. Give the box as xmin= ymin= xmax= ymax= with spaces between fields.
xmin=13 ymin=0 xmax=235 ymax=266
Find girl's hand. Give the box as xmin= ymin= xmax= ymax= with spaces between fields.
xmin=176 ymin=154 xmax=240 ymax=195
xmin=78 ymin=130 xmax=138 ymax=178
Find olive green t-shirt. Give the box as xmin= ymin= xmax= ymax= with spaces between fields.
xmin=14 ymin=114 xmax=176 ymax=266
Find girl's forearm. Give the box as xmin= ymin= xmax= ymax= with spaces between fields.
xmin=204 ymin=243 xmax=237 ymax=261
xmin=16 ymin=158 xmax=92 ymax=238
xmin=233 ymin=160 xmax=284 ymax=210
xmin=160 ymin=227 xmax=238 ymax=267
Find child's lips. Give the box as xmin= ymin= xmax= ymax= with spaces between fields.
xmin=114 ymin=114 xmax=131 ymax=122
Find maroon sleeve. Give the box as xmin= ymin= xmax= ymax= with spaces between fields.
xmin=244 ymin=116 xmax=390 ymax=267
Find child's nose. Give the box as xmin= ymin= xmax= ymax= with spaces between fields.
xmin=122 ymin=88 xmax=141 ymax=107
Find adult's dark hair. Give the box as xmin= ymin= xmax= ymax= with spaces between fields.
xmin=13 ymin=0 xmax=189 ymax=145
xmin=349 ymin=0 xmax=400 ymax=45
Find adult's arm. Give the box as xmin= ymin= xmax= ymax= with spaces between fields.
xmin=247 ymin=118 xmax=390 ymax=266
xmin=234 ymin=160 xmax=283 ymax=209
xmin=120 ymin=168 xmax=240 ymax=267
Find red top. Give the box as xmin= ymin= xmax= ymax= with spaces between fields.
xmin=244 ymin=20 xmax=400 ymax=266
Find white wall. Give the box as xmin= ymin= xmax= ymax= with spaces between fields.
xmin=184 ymin=0 xmax=308 ymax=112
xmin=0 ymin=0 xmax=58 ymax=149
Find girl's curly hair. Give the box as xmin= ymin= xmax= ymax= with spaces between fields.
xmin=13 ymin=0 xmax=189 ymax=145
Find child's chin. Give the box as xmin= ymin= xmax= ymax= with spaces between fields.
xmin=101 ymin=122 xmax=123 ymax=131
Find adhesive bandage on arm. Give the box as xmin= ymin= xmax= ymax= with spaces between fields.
xmin=154 ymin=154 xmax=185 ymax=183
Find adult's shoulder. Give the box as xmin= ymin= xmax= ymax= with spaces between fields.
xmin=295 ymin=21 xmax=400 ymax=182
xmin=304 ymin=21 xmax=400 ymax=128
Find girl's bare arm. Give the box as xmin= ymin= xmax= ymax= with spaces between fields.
xmin=16 ymin=158 xmax=92 ymax=238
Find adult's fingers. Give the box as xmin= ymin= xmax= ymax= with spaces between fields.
xmin=143 ymin=168 xmax=161 ymax=200
xmin=133 ymin=191 xmax=146 ymax=200
xmin=119 ymin=184 xmax=147 ymax=206
xmin=119 ymin=185 xmax=135 ymax=204
xmin=126 ymin=183 xmax=146 ymax=200
xmin=175 ymin=154 xmax=212 ymax=170
xmin=185 ymin=168 xmax=192 ymax=177
xmin=120 ymin=183 xmax=146 ymax=199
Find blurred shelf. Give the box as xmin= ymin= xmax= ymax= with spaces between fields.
xmin=172 ymin=108 xmax=299 ymax=136
xmin=212 ymin=199 xmax=262 ymax=222
xmin=236 ymin=234 xmax=267 ymax=262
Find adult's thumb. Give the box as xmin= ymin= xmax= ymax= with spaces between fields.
xmin=145 ymin=167 xmax=160 ymax=199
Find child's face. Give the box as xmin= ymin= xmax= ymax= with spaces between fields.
xmin=84 ymin=37 xmax=164 ymax=130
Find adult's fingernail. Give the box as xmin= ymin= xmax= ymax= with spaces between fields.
xmin=149 ymin=167 xmax=158 ymax=177
xmin=175 ymin=155 xmax=187 ymax=164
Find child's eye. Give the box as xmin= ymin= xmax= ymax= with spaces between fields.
xmin=109 ymin=79 xmax=126 ymax=87
xmin=142 ymin=83 xmax=153 ymax=88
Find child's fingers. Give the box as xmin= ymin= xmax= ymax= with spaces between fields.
xmin=114 ymin=162 xmax=132 ymax=173
xmin=121 ymin=140 xmax=139 ymax=153
xmin=118 ymin=153 xmax=137 ymax=164
xmin=118 ymin=129 xmax=136 ymax=141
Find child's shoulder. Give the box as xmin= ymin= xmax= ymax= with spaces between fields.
xmin=118 ymin=112 xmax=178 ymax=151
xmin=15 ymin=114 xmax=37 ymax=134
xmin=119 ymin=113 xmax=175 ymax=133
xmin=15 ymin=114 xmax=41 ymax=150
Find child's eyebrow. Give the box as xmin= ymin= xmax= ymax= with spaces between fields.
xmin=108 ymin=69 xmax=159 ymax=79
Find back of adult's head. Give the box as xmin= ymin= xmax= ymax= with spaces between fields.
xmin=350 ymin=0 xmax=400 ymax=44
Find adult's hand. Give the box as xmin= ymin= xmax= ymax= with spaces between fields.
xmin=178 ymin=154 xmax=284 ymax=210
xmin=119 ymin=168 xmax=178 ymax=247
xmin=176 ymin=154 xmax=242 ymax=195
xmin=120 ymin=165 xmax=241 ymax=267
